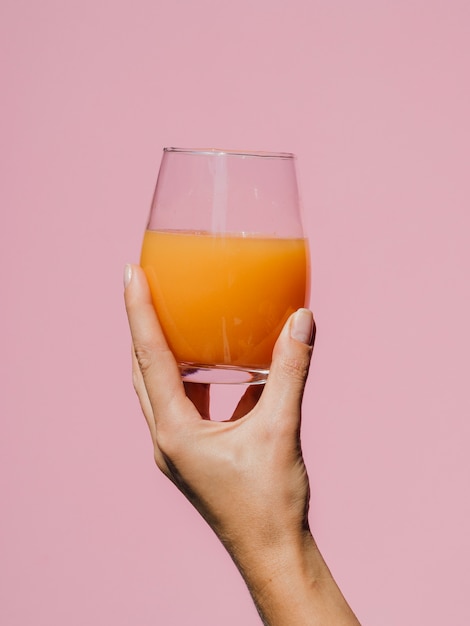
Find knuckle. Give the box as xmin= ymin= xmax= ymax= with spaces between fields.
xmin=133 ymin=344 xmax=154 ymax=376
xmin=278 ymin=354 xmax=310 ymax=382
xmin=154 ymin=448 xmax=170 ymax=474
xmin=155 ymin=427 xmax=179 ymax=460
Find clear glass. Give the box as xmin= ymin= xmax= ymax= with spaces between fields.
xmin=140 ymin=147 xmax=310 ymax=384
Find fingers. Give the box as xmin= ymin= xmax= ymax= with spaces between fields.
xmin=124 ymin=263 xmax=314 ymax=438
xmin=260 ymin=309 xmax=315 ymax=426
xmin=124 ymin=264 xmax=198 ymax=427
xmin=131 ymin=347 xmax=157 ymax=440
xmin=132 ymin=347 xmax=172 ymax=472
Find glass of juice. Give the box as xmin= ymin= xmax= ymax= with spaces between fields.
xmin=140 ymin=147 xmax=310 ymax=384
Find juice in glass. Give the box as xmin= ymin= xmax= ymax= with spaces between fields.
xmin=140 ymin=229 xmax=309 ymax=373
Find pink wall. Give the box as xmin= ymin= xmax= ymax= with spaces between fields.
xmin=2 ymin=1 xmax=469 ymax=624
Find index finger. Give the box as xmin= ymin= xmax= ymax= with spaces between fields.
xmin=124 ymin=264 xmax=199 ymax=427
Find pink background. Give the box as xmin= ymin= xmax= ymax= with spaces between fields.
xmin=2 ymin=1 xmax=469 ymax=624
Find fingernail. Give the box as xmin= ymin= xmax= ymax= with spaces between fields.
xmin=123 ymin=264 xmax=132 ymax=288
xmin=290 ymin=308 xmax=314 ymax=345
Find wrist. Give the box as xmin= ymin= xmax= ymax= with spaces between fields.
xmin=227 ymin=529 xmax=360 ymax=626
xmin=234 ymin=528 xmax=324 ymax=595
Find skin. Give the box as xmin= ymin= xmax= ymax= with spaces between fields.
xmin=124 ymin=264 xmax=361 ymax=626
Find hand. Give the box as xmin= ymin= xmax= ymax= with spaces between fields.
xmin=124 ymin=263 xmax=314 ymax=548
xmin=124 ymin=264 xmax=360 ymax=625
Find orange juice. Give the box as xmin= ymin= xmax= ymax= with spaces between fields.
xmin=140 ymin=230 xmax=309 ymax=370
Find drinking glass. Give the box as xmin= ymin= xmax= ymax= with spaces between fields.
xmin=140 ymin=147 xmax=309 ymax=384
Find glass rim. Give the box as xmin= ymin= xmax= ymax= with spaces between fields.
xmin=163 ymin=147 xmax=295 ymax=159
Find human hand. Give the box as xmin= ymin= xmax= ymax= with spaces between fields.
xmin=124 ymin=264 xmax=314 ymax=557
xmin=124 ymin=264 xmax=360 ymax=625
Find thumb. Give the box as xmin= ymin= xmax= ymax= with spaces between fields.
xmin=261 ymin=308 xmax=315 ymax=420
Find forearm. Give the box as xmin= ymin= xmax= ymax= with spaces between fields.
xmin=231 ymin=529 xmax=361 ymax=626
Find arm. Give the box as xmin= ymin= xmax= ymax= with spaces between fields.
xmin=124 ymin=264 xmax=360 ymax=626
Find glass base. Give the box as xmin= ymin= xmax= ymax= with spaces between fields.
xmin=179 ymin=362 xmax=269 ymax=384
